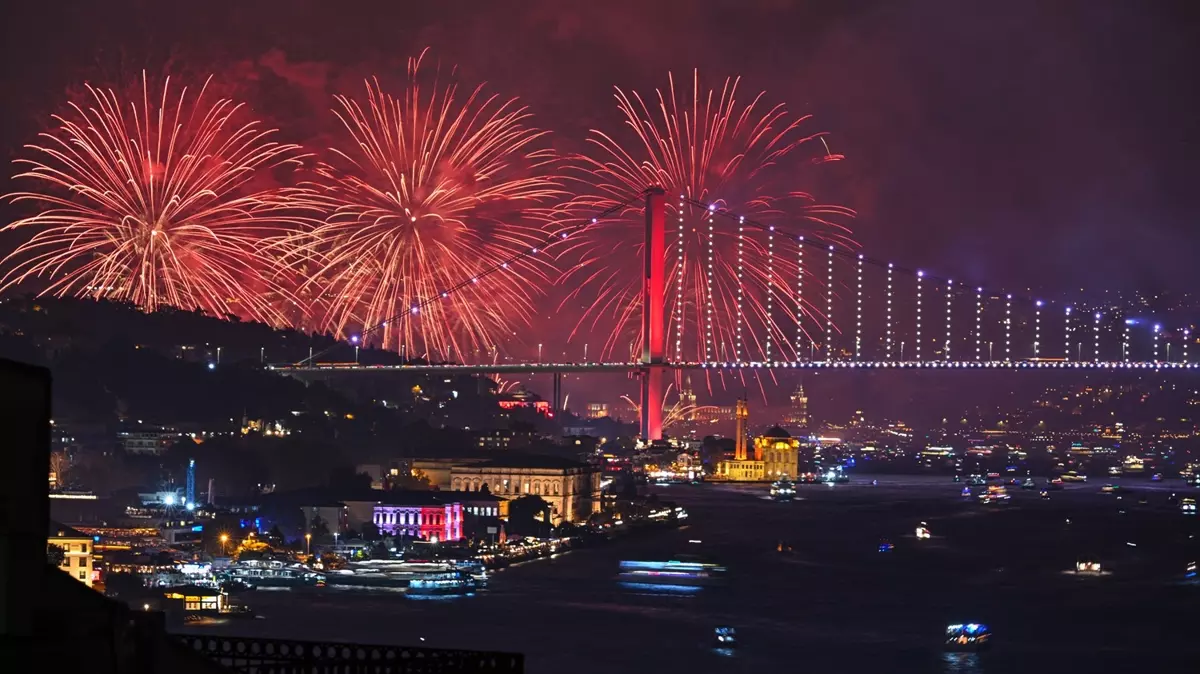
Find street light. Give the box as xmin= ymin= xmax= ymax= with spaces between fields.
xmin=305 ymin=532 xmax=312 ymax=555
xmin=219 ymin=533 xmax=229 ymax=555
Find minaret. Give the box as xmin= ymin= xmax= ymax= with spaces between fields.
xmin=734 ymin=398 xmax=749 ymax=461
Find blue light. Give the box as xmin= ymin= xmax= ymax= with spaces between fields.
xmin=207 ymin=362 xmax=216 ymax=371
xmin=350 ymin=334 xmax=360 ymax=344
xmin=1125 ymin=318 xmax=1139 ymax=325
xmin=191 ymin=525 xmax=204 ymax=532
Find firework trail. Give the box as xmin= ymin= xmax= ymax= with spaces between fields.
xmin=620 ymin=393 xmax=718 ymax=431
xmin=558 ymin=70 xmax=855 ymax=362
xmin=0 ymin=73 xmax=314 ymax=325
xmin=293 ymin=49 xmax=565 ymax=361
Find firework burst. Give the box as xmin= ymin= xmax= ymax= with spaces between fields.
xmin=295 ymin=49 xmax=565 ymax=361
xmin=0 ymin=73 xmax=314 ymax=324
xmin=620 ymin=393 xmax=718 ymax=431
xmin=559 ymin=70 xmax=856 ymax=361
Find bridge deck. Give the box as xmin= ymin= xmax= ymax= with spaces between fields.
xmin=271 ymin=360 xmax=1198 ymax=374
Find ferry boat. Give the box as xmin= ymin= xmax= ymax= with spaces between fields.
xmin=617 ymin=557 xmax=726 ymax=587
xmin=219 ymin=559 xmax=324 ymax=588
xmin=324 ymin=559 xmax=488 ymax=589
xmin=324 ymin=567 xmax=410 ymax=589
xmin=770 ymin=475 xmax=796 ymax=501
xmin=406 ymin=570 xmax=476 ymax=596
xmin=944 ymin=623 xmax=991 ymax=651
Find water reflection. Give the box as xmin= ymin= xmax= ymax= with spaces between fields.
xmin=941 ymin=652 xmax=984 ymax=673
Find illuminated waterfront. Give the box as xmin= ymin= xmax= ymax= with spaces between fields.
xmin=186 ymin=477 xmax=1198 ymax=673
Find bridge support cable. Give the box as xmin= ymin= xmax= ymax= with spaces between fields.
xmin=796 ymin=236 xmax=805 ymax=361
xmin=827 ymin=245 xmax=836 ymax=360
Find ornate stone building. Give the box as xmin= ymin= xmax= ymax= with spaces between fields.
xmin=447 ymin=455 xmax=601 ymax=524
xmin=756 ymin=426 xmax=801 ymax=479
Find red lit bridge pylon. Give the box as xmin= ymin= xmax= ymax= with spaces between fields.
xmin=273 ymin=188 xmax=1197 ymax=443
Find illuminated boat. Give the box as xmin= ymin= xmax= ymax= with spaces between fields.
xmin=617 ymin=558 xmax=726 ymax=587
xmin=944 ymin=623 xmax=991 ymax=651
xmin=219 ymin=560 xmax=324 ymax=588
xmin=713 ymin=626 xmax=737 ymax=648
xmin=406 ymin=570 xmax=476 ymax=595
xmin=770 ymin=476 xmax=796 ymax=501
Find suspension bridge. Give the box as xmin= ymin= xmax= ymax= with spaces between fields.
xmin=273 ymin=188 xmax=1197 ymax=441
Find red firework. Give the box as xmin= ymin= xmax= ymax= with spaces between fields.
xmin=293 ymin=50 xmax=565 ymax=361
xmin=0 ymin=73 xmax=314 ymax=325
xmin=558 ymin=71 xmax=856 ymax=361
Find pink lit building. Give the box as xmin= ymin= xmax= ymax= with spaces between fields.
xmin=373 ymin=498 xmax=463 ymax=543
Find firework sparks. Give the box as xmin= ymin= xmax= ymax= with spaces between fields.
xmin=620 ymin=393 xmax=718 ymax=431
xmin=559 ymin=70 xmax=856 ymax=361
xmin=295 ymin=49 xmax=565 ymax=361
xmin=0 ymin=73 xmax=314 ymax=325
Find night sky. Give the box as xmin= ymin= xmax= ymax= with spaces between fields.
xmin=3 ymin=0 xmax=1198 ymax=417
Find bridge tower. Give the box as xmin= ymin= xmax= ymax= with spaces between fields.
xmin=640 ymin=188 xmax=667 ymax=441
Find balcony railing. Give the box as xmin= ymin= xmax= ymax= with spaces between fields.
xmin=177 ymin=635 xmax=524 ymax=674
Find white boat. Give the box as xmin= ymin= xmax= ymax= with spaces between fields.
xmin=220 ymin=559 xmax=324 ymax=588
xmin=406 ymin=570 xmax=476 ymax=595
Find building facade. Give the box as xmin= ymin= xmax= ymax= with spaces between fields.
xmin=447 ymin=456 xmax=601 ymax=524
xmin=756 ymin=426 xmax=801 ymax=479
xmin=373 ymin=499 xmax=463 ymax=543
xmin=50 ymin=521 xmax=94 ymax=587
xmin=716 ymin=399 xmax=768 ymax=481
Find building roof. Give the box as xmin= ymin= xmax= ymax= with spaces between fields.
xmin=436 ymin=490 xmax=506 ymax=503
xmin=374 ymin=490 xmax=459 ymax=507
xmin=761 ymin=426 xmax=791 ymax=440
xmin=262 ymin=487 xmax=452 ymax=508
xmin=471 ymin=453 xmax=588 ymax=470
xmin=48 ymin=520 xmax=88 ymax=539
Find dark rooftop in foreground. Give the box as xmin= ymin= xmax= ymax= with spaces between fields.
xmin=48 ymin=520 xmax=88 ymax=539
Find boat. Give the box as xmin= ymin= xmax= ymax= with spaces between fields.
xmin=944 ymin=623 xmax=991 ymax=651
xmin=770 ymin=475 xmax=796 ymax=501
xmin=406 ymin=570 xmax=476 ymax=595
xmin=219 ymin=559 xmax=324 ymax=588
xmin=713 ymin=626 xmax=738 ymax=649
xmin=617 ymin=556 xmax=726 ymax=587
xmin=324 ymin=568 xmax=410 ymax=589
